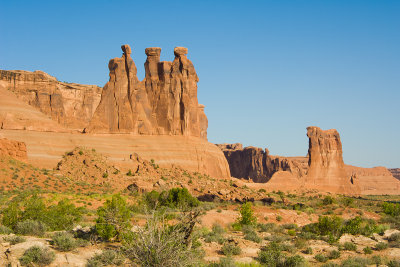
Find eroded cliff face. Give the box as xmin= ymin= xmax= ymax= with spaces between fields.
xmin=305 ymin=126 xmax=360 ymax=194
xmin=216 ymin=143 xmax=308 ymax=183
xmin=0 ymin=137 xmax=27 ymax=161
xmin=0 ymin=70 xmax=102 ymax=130
xmin=87 ymin=45 xmax=208 ymax=139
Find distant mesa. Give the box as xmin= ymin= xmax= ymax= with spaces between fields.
xmin=217 ymin=126 xmax=400 ymax=195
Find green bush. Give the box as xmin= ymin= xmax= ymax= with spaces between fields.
xmin=237 ymin=202 xmax=257 ymax=226
xmin=341 ymin=216 xmax=378 ymax=236
xmin=322 ymin=196 xmax=335 ymax=205
xmin=303 ymin=247 xmax=313 ymax=254
xmin=3 ymin=235 xmax=26 ymax=245
xmin=257 ymin=242 xmax=305 ymax=266
xmin=140 ymin=188 xmax=199 ymax=210
xmin=302 ymin=215 xmax=343 ymax=240
xmin=363 ymin=246 xmax=372 ymax=254
xmin=375 ymin=242 xmax=388 ymax=250
xmin=342 ymin=242 xmax=357 ymax=251
xmin=95 ymin=194 xmax=131 ymax=241
xmin=204 ymin=224 xmax=226 ymax=244
xmin=328 ymin=249 xmax=340 ymax=259
xmin=0 ymin=225 xmax=13 ymax=234
xmin=86 ymin=250 xmax=124 ymax=267
xmin=340 ymin=257 xmax=370 ymax=267
xmin=388 ymin=260 xmax=400 ymax=267
xmin=382 ymin=202 xmax=400 ymax=216
xmin=388 ymin=232 xmax=400 ymax=242
xmin=52 ymin=232 xmax=88 ymax=251
xmin=160 ymin=187 xmax=200 ymax=209
xmin=1 ymin=194 xmax=83 ymax=231
xmin=123 ymin=212 xmax=203 ymax=267
xmin=19 ymin=245 xmax=55 ymax=266
xmin=222 ymin=242 xmax=241 ymax=256
xmin=314 ymin=253 xmax=328 ymax=263
xmin=243 ymin=226 xmax=261 ymax=243
xmin=15 ymin=220 xmax=47 ymax=236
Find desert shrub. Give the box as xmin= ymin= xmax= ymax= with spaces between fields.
xmin=3 ymin=235 xmax=26 ymax=245
xmin=342 ymin=242 xmax=357 ymax=251
xmin=328 ymin=249 xmax=341 ymax=259
xmin=222 ymin=242 xmax=241 ymax=256
xmin=363 ymin=246 xmax=372 ymax=254
xmin=19 ymin=245 xmax=55 ymax=266
xmin=340 ymin=257 xmax=369 ymax=267
xmin=321 ymin=263 xmax=339 ymax=267
xmin=86 ymin=250 xmax=124 ymax=267
xmin=123 ymin=211 xmax=203 ymax=267
xmin=15 ymin=220 xmax=47 ymax=236
xmin=243 ymin=226 xmax=261 ymax=243
xmin=45 ymin=199 xmax=84 ymax=230
xmin=1 ymin=194 xmax=83 ymax=231
xmin=382 ymin=202 xmax=400 ymax=216
xmin=207 ymin=256 xmax=237 ymax=267
xmin=276 ymin=215 xmax=283 ymax=222
xmin=388 ymin=260 xmax=400 ymax=267
xmin=51 ymin=231 xmax=88 ymax=251
xmin=341 ymin=216 xmax=378 ymax=236
xmin=160 ymin=187 xmax=200 ymax=209
xmin=314 ymin=253 xmax=328 ymax=263
xmin=237 ymin=202 xmax=257 ymax=226
xmin=257 ymin=242 xmax=305 ymax=266
xmin=288 ymin=229 xmax=296 ymax=236
xmin=282 ymin=223 xmax=298 ymax=230
xmin=388 ymin=232 xmax=400 ymax=242
xmin=95 ymin=194 xmax=131 ymax=241
xmin=301 ymin=215 xmax=343 ymax=241
xmin=322 ymin=196 xmax=335 ymax=205
xmin=294 ymin=238 xmax=307 ymax=249
xmin=140 ymin=188 xmax=199 ymax=210
xmin=283 ymin=255 xmax=306 ymax=267
xmin=0 ymin=225 xmax=13 ymax=234
xmin=303 ymin=247 xmax=313 ymax=254
xmin=204 ymin=224 xmax=226 ymax=244
xmin=340 ymin=197 xmax=354 ymax=207
xmin=258 ymin=223 xmax=278 ymax=233
xmin=375 ymin=242 xmax=388 ymax=250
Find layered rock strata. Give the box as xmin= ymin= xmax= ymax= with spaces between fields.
xmin=304 ymin=126 xmax=360 ymax=194
xmin=88 ymin=45 xmax=208 ymax=139
xmin=0 ymin=70 xmax=102 ymax=130
xmin=216 ymin=143 xmax=308 ymax=183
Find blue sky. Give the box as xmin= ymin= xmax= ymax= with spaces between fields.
xmin=1 ymin=0 xmax=399 ymax=168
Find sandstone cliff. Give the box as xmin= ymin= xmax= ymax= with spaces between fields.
xmin=88 ymin=45 xmax=208 ymax=139
xmin=0 ymin=137 xmax=27 ymax=161
xmin=389 ymin=168 xmax=400 ymax=181
xmin=304 ymin=126 xmax=360 ymax=194
xmin=0 ymin=70 xmax=102 ymax=130
xmin=216 ymin=143 xmax=308 ymax=182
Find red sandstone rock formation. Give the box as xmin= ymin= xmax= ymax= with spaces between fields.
xmin=0 ymin=137 xmax=27 ymax=161
xmin=305 ymin=126 xmax=360 ymax=194
xmin=0 ymin=70 xmax=102 ymax=130
xmin=87 ymin=45 xmax=155 ymax=134
xmin=88 ymin=45 xmax=208 ymax=139
xmin=216 ymin=143 xmax=307 ymax=182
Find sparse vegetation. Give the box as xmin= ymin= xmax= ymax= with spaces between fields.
xmin=19 ymin=245 xmax=55 ymax=266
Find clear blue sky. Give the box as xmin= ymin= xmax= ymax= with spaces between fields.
xmin=1 ymin=0 xmax=399 ymax=168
